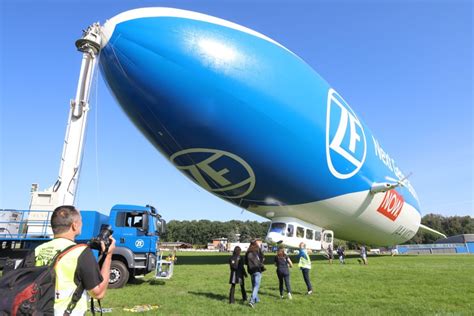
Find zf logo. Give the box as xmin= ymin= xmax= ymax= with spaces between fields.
xmin=170 ymin=148 xmax=255 ymax=199
xmin=326 ymin=88 xmax=366 ymax=179
xmin=377 ymin=190 xmax=404 ymax=221
xmin=135 ymin=239 xmax=144 ymax=248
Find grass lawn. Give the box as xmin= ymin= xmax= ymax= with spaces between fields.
xmin=97 ymin=253 xmax=473 ymax=315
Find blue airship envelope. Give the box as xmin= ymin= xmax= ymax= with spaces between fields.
xmin=99 ymin=8 xmax=421 ymax=245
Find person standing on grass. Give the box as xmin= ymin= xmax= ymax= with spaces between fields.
xmin=360 ymin=245 xmax=368 ymax=265
xmin=337 ymin=245 xmax=346 ymax=264
xmin=274 ymin=247 xmax=293 ymax=299
xmin=228 ymin=246 xmax=247 ymax=304
xmin=297 ymin=242 xmax=313 ymax=295
xmin=21 ymin=205 xmax=115 ymax=315
xmin=245 ymin=240 xmax=265 ymax=308
xmin=327 ymin=243 xmax=334 ymax=264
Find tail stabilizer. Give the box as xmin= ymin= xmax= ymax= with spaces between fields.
xmin=418 ymin=224 xmax=447 ymax=239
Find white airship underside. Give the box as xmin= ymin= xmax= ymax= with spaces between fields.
xmin=97 ymin=8 xmax=434 ymax=247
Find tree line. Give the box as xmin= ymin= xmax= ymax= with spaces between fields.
xmin=161 ymin=220 xmax=270 ymax=246
xmin=161 ymin=214 xmax=473 ymax=246
xmin=407 ymin=214 xmax=474 ymax=244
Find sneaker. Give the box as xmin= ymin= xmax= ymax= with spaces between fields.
xmin=280 ymin=295 xmax=284 ymax=299
xmin=249 ymin=302 xmax=254 ymax=308
xmin=307 ymin=290 xmax=313 ymax=295
xmin=288 ymin=293 xmax=293 ymax=300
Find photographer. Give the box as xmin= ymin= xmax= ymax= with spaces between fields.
xmin=23 ymin=205 xmax=115 ymax=315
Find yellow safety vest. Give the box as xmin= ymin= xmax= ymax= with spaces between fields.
xmin=298 ymin=251 xmax=312 ymax=269
xmin=35 ymin=238 xmax=89 ymax=316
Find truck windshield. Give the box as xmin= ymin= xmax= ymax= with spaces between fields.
xmin=269 ymin=222 xmax=286 ymax=235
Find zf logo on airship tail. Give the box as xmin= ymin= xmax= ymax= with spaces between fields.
xmin=170 ymin=148 xmax=256 ymax=199
xmin=326 ymin=88 xmax=367 ymax=179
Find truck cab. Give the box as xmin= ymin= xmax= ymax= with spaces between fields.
xmin=100 ymin=204 xmax=166 ymax=288
xmin=0 ymin=204 xmax=167 ymax=288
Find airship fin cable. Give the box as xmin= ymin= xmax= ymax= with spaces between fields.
xmin=104 ymin=44 xmax=237 ymax=203
xmin=106 ymin=40 xmax=200 ymax=199
xmin=103 ymin=38 xmax=178 ymax=159
xmin=107 ymin=39 xmax=133 ymax=81
xmin=101 ymin=43 xmax=228 ymax=197
xmin=153 ymin=118 xmax=240 ymax=203
xmin=106 ymin=42 xmax=244 ymax=203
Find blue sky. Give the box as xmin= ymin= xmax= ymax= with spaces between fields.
xmin=0 ymin=0 xmax=472 ymax=222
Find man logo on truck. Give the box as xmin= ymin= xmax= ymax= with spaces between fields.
xmin=135 ymin=239 xmax=144 ymax=248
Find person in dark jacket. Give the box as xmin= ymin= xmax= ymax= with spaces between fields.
xmin=245 ymin=240 xmax=265 ymax=308
xmin=274 ymin=247 xmax=293 ymax=299
xmin=229 ymin=246 xmax=247 ymax=304
xmin=337 ymin=245 xmax=346 ymax=264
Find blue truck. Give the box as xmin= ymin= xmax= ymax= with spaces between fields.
xmin=0 ymin=204 xmax=166 ymax=288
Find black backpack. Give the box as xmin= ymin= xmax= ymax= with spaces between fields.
xmin=0 ymin=244 xmax=86 ymax=315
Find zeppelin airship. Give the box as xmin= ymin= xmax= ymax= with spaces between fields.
xmin=97 ymin=7 xmax=433 ymax=248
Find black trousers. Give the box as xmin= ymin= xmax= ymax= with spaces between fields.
xmin=277 ymin=272 xmax=291 ymax=295
xmin=301 ymin=268 xmax=312 ymax=291
xmin=229 ymin=280 xmax=247 ymax=303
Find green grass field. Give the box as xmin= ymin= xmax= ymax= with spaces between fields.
xmin=98 ymin=253 xmax=474 ymax=315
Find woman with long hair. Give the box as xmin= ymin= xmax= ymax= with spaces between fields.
xmin=228 ymin=246 xmax=247 ymax=303
xmin=274 ymin=247 xmax=293 ymax=299
xmin=245 ymin=240 xmax=265 ymax=308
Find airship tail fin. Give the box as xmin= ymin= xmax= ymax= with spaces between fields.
xmin=418 ymin=224 xmax=447 ymax=239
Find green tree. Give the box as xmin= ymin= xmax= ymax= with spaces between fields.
xmin=164 ymin=220 xmax=249 ymax=243
xmin=408 ymin=213 xmax=473 ymax=244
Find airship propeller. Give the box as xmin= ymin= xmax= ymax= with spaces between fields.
xmin=371 ymin=173 xmax=412 ymax=194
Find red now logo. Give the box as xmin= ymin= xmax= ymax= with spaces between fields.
xmin=377 ymin=190 xmax=404 ymax=221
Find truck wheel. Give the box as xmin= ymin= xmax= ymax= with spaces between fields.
xmin=109 ymin=260 xmax=129 ymax=289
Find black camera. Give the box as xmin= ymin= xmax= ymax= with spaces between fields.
xmin=88 ymin=224 xmax=113 ymax=253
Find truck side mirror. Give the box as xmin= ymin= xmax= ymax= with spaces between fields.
xmin=141 ymin=214 xmax=149 ymax=232
xmin=160 ymin=219 xmax=166 ymax=235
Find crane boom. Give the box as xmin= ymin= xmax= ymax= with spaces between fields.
xmin=29 ymin=23 xmax=102 ymax=210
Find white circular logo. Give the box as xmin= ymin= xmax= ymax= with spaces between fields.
xmin=170 ymin=148 xmax=255 ymax=199
xmin=135 ymin=239 xmax=144 ymax=248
